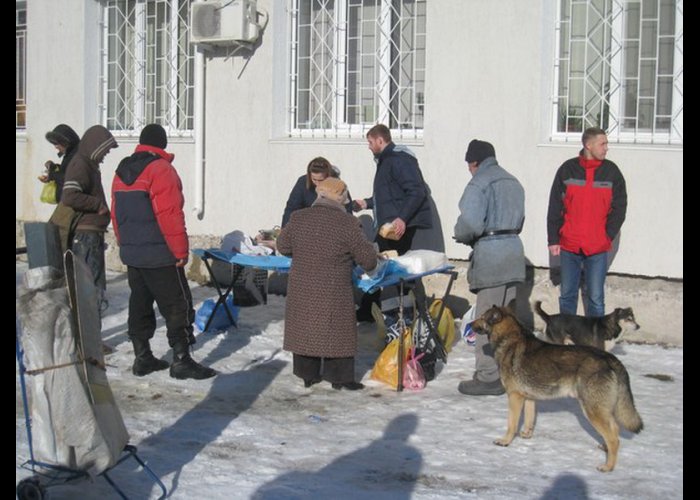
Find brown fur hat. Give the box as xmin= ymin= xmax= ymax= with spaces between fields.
xmin=316 ymin=177 xmax=349 ymax=204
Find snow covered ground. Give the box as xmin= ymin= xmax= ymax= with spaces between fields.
xmin=16 ymin=262 xmax=682 ymax=499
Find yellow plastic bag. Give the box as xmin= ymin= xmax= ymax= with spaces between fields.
xmin=429 ymin=299 xmax=456 ymax=353
xmin=40 ymin=181 xmax=58 ymax=204
xmin=370 ymin=328 xmax=413 ymax=389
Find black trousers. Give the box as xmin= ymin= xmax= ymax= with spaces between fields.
xmin=293 ymin=354 xmax=355 ymax=384
xmin=127 ymin=265 xmax=195 ymax=347
xmin=376 ymin=226 xmax=417 ymax=254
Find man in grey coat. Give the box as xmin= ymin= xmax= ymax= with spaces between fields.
xmin=454 ymin=139 xmax=525 ymax=396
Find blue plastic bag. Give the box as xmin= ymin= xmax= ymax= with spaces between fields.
xmin=195 ymin=296 xmax=240 ymax=333
xmin=353 ymin=259 xmax=410 ymax=293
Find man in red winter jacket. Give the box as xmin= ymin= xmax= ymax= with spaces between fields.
xmin=547 ymin=127 xmax=628 ymax=317
xmin=111 ymin=124 xmax=216 ymax=380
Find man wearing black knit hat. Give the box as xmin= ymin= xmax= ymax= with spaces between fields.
xmin=453 ymin=139 xmax=526 ymax=396
xmin=111 ymin=123 xmax=216 ymax=380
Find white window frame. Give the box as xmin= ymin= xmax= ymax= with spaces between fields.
xmin=16 ymin=1 xmax=27 ymax=130
xmin=551 ymin=0 xmax=682 ymax=145
xmin=100 ymin=0 xmax=195 ymax=137
xmin=287 ymin=0 xmax=426 ymax=140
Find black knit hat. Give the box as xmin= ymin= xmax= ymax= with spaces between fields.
xmin=139 ymin=124 xmax=167 ymax=149
xmin=465 ymin=139 xmax=496 ymax=163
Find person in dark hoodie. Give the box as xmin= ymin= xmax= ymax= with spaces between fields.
xmin=111 ymin=123 xmax=216 ymax=380
xmin=39 ymin=124 xmax=81 ymax=203
xmin=61 ymin=124 xmax=118 ymax=313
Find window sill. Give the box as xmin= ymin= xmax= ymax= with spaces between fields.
xmin=269 ymin=136 xmax=424 ymax=147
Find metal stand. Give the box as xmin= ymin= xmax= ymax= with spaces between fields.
xmin=397 ymin=280 xmax=406 ymax=392
xmin=16 ymin=321 xmax=168 ymax=500
xmin=392 ymin=270 xmax=459 ymax=392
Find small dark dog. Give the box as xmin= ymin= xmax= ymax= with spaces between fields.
xmin=534 ymin=301 xmax=640 ymax=351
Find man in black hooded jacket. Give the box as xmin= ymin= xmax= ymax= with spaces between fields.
xmin=39 ymin=124 xmax=81 ymax=203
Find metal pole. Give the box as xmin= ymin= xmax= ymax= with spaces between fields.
xmin=397 ymin=280 xmax=404 ymax=392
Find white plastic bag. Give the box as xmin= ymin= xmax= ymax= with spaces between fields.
xmin=392 ymin=249 xmax=448 ymax=274
xmin=460 ymin=304 xmax=477 ymax=346
xmin=221 ymin=230 xmax=273 ymax=256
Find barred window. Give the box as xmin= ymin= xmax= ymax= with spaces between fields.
xmin=289 ymin=0 xmax=426 ymax=139
xmin=16 ymin=2 xmax=27 ymax=129
xmin=553 ymin=0 xmax=683 ymax=144
xmin=102 ymin=0 xmax=195 ymax=134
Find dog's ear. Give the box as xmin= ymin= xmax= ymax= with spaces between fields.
xmin=505 ymin=298 xmax=517 ymax=314
xmin=485 ymin=306 xmax=504 ymax=325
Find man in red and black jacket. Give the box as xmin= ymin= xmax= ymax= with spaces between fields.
xmin=547 ymin=127 xmax=627 ymax=317
xmin=111 ymin=124 xmax=216 ymax=380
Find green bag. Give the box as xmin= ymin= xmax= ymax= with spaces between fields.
xmin=40 ymin=181 xmax=58 ymax=204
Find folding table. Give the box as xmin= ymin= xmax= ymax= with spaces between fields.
xmin=192 ymin=248 xmax=292 ymax=332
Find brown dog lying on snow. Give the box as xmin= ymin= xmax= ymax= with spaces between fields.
xmin=472 ymin=305 xmax=643 ymax=472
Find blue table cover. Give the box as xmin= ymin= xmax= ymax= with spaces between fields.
xmin=192 ymin=248 xmax=292 ymax=271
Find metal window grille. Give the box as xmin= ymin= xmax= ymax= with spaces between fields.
xmin=101 ymin=0 xmax=195 ymax=135
xmin=289 ymin=0 xmax=426 ymax=139
xmin=16 ymin=2 xmax=27 ymax=129
xmin=552 ymin=0 xmax=682 ymax=144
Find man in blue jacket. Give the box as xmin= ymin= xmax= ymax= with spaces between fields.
xmin=353 ymin=124 xmax=433 ymax=321
xmin=354 ymin=124 xmax=432 ymax=254
xmin=454 ymin=139 xmax=525 ymax=396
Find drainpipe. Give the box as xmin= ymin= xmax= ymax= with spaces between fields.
xmin=193 ymin=45 xmax=205 ymax=219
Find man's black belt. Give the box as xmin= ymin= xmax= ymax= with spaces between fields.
xmin=482 ymin=229 xmax=521 ymax=237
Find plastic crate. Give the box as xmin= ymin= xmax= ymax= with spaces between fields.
xmin=210 ymin=260 xmax=268 ymax=306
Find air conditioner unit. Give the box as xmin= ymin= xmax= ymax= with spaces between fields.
xmin=190 ymin=0 xmax=260 ymax=45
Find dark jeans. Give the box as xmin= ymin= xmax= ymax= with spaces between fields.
xmin=71 ymin=231 xmax=106 ymax=299
xmin=559 ymin=250 xmax=608 ymax=317
xmin=127 ymin=265 xmax=195 ymax=347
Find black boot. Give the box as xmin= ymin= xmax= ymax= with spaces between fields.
xmin=169 ymin=341 xmax=217 ymax=380
xmin=131 ymin=338 xmax=169 ymax=376
xmin=332 ymin=381 xmax=365 ymax=391
xmin=304 ymin=377 xmax=323 ymax=388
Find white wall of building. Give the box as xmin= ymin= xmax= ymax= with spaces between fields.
xmin=16 ymin=0 xmax=683 ymax=278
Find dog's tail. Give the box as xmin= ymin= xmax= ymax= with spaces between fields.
xmin=613 ymin=360 xmax=644 ymax=433
xmin=533 ymin=301 xmax=550 ymax=323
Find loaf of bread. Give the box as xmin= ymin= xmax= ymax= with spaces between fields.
xmin=379 ymin=250 xmax=399 ymax=259
xmin=378 ymin=222 xmax=400 ymax=240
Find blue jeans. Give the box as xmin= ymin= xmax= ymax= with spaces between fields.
xmin=71 ymin=231 xmax=106 ymax=297
xmin=559 ymin=250 xmax=608 ymax=317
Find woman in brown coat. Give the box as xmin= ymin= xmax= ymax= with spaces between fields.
xmin=277 ymin=178 xmax=378 ymax=390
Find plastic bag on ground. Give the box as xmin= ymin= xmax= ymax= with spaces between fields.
xmin=460 ymin=304 xmax=477 ymax=345
xmin=195 ymin=296 xmax=240 ymax=333
xmin=370 ymin=328 xmax=412 ymax=389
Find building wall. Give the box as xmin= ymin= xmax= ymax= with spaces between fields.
xmin=16 ymin=0 xmax=683 ymax=279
